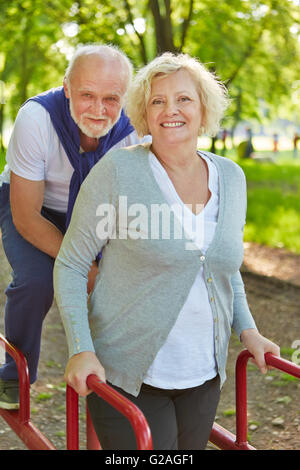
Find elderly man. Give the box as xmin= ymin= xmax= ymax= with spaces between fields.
xmin=0 ymin=44 xmax=146 ymax=409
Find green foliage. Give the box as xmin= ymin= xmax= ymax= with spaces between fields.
xmin=0 ymin=0 xmax=71 ymax=117
xmin=0 ymin=1 xmax=299 ymax=256
xmin=0 ymin=0 xmax=299 ymax=125
xmin=183 ymin=0 xmax=300 ymax=127
xmin=0 ymin=149 xmax=6 ymax=172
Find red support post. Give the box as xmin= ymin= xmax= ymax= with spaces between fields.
xmin=0 ymin=333 xmax=56 ymax=450
xmin=66 ymin=384 xmax=79 ymax=450
xmin=235 ymin=349 xmax=253 ymax=449
xmin=0 ymin=333 xmax=30 ymax=423
xmin=235 ymin=350 xmax=300 ymax=450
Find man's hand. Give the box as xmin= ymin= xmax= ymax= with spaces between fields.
xmin=64 ymin=351 xmax=106 ymax=397
xmin=240 ymin=328 xmax=280 ymax=374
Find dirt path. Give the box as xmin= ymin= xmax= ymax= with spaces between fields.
xmin=243 ymin=241 xmax=300 ymax=287
xmin=0 ymin=241 xmax=299 ymax=450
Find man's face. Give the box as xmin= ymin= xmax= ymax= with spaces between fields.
xmin=64 ymin=55 xmax=128 ymax=139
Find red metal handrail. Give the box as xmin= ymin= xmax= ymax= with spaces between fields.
xmin=66 ymin=375 xmax=153 ymax=450
xmin=0 ymin=332 xmax=55 ymax=450
xmin=87 ymin=375 xmax=153 ymax=450
xmin=234 ymin=350 xmax=300 ymax=449
xmin=1 ymin=329 xmax=299 ymax=451
xmin=209 ymin=350 xmax=300 ymax=450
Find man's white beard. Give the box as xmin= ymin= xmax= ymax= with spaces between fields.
xmin=69 ymin=96 xmax=120 ymax=139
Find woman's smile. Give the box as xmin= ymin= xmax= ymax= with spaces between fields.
xmin=161 ymin=121 xmax=185 ymax=127
xmin=146 ymin=69 xmax=202 ymax=147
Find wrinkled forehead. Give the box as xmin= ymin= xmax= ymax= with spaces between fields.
xmin=70 ymin=54 xmax=130 ymax=87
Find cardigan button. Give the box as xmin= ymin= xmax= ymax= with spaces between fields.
xmin=200 ymin=255 xmax=205 ymax=261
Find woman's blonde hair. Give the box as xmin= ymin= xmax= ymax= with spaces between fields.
xmin=126 ymin=52 xmax=229 ymax=137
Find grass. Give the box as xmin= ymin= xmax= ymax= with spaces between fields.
xmin=210 ymin=146 xmax=300 ymax=254
xmin=222 ymin=408 xmax=236 ymax=417
xmin=35 ymin=392 xmax=53 ymax=402
xmin=237 ymin=155 xmax=300 ymax=254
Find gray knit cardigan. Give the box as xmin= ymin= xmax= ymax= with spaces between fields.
xmin=53 ymin=143 xmax=257 ymax=396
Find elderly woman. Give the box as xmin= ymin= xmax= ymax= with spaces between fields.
xmin=53 ymin=53 xmax=280 ymax=450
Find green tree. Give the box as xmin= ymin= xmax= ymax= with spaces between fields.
xmin=0 ymin=0 xmax=71 ymax=117
xmin=70 ymin=0 xmax=300 ymax=127
xmin=1 ymin=0 xmax=299 ymax=133
xmin=185 ymin=0 xmax=300 ymax=128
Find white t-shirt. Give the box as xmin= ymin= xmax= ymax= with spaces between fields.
xmin=0 ymin=101 xmax=145 ymax=212
xmin=144 ymin=151 xmax=218 ymax=389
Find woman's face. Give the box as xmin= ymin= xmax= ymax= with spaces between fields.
xmin=146 ymin=69 xmax=202 ymax=148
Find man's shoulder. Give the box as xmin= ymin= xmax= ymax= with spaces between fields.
xmin=17 ymin=99 xmax=51 ymax=126
xmin=19 ymin=87 xmax=64 ymax=121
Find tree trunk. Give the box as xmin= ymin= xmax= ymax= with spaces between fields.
xmin=148 ymin=0 xmax=176 ymax=53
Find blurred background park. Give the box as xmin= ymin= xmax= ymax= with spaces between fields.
xmin=0 ymin=0 xmax=300 ymax=254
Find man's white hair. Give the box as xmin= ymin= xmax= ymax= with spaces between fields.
xmin=65 ymin=44 xmax=133 ymax=87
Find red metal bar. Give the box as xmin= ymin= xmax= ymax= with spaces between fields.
xmin=264 ymin=352 xmax=300 ymax=379
xmin=0 ymin=409 xmax=56 ymax=450
xmin=209 ymin=422 xmax=255 ymax=450
xmin=0 ymin=332 xmax=56 ymax=450
xmin=235 ymin=349 xmax=253 ymax=448
xmin=87 ymin=375 xmax=153 ymax=450
xmin=0 ymin=333 xmax=30 ymax=423
xmin=66 ymin=375 xmax=153 ymax=450
xmin=3 ymin=327 xmax=298 ymax=452
xmin=66 ymin=385 xmax=102 ymax=450
xmin=235 ymin=350 xmax=300 ymax=450
xmin=66 ymin=384 xmax=79 ymax=450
